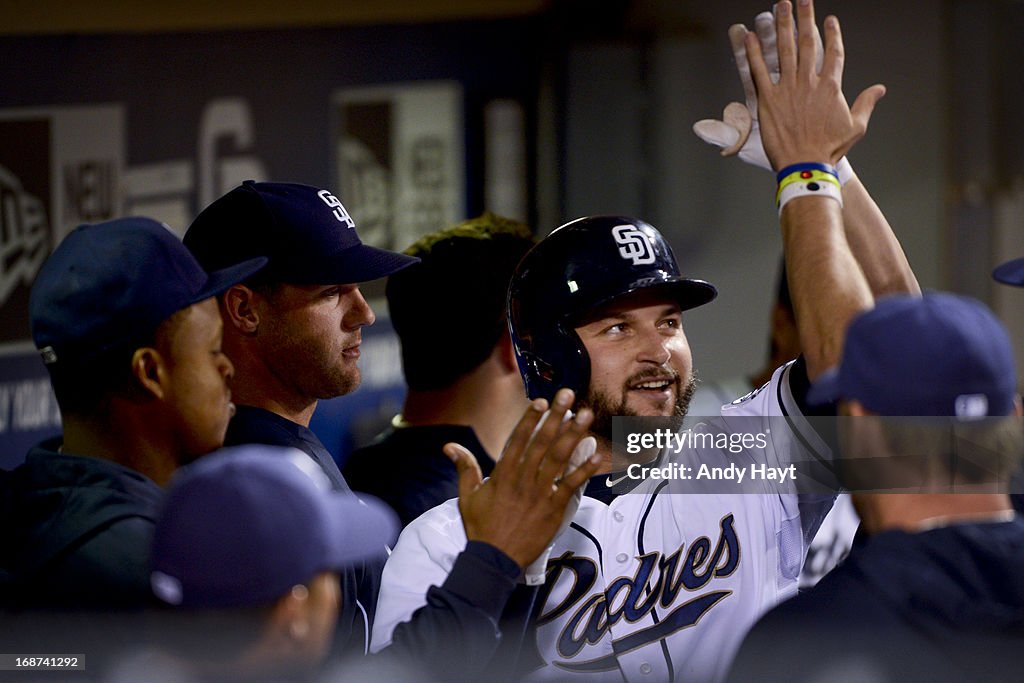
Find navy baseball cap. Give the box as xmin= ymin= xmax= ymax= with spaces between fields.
xmin=808 ymin=292 xmax=1017 ymax=417
xmin=30 ymin=217 xmax=267 ymax=369
xmin=183 ymin=180 xmax=419 ymax=285
xmin=150 ymin=445 xmax=398 ymax=609
xmin=993 ymin=257 xmax=1024 ymax=287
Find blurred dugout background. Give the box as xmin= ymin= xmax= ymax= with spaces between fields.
xmin=0 ymin=0 xmax=1020 ymax=468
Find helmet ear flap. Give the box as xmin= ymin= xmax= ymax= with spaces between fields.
xmin=515 ymin=350 xmax=556 ymax=401
xmin=558 ymin=323 xmax=591 ymax=402
xmin=515 ymin=324 xmax=590 ymax=403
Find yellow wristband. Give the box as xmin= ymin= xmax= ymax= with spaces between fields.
xmin=776 ymin=170 xmax=841 ymax=204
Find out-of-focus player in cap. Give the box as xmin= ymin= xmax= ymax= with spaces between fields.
xmin=729 ymin=293 xmax=1024 ymax=682
xmin=992 ymin=256 xmax=1024 ymax=514
xmin=0 ymin=217 xmax=264 ymax=679
xmin=115 ymin=444 xmax=399 ymax=682
xmin=2 ymin=216 xmax=265 ymax=611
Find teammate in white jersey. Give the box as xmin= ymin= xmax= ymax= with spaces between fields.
xmin=374 ymin=2 xmax=919 ymax=681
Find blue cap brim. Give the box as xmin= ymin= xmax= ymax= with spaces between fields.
xmin=331 ymin=243 xmax=420 ymax=284
xmin=807 ymin=367 xmax=842 ymax=406
xmin=993 ymin=257 xmax=1024 ymax=286
xmin=265 ymin=243 xmax=419 ymax=286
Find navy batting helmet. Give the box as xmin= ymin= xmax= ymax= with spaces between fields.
xmin=508 ymin=215 xmax=717 ymax=401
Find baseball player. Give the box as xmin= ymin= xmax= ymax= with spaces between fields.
xmin=372 ymin=2 xmax=917 ymax=681
xmin=727 ymin=293 xmax=1024 ymax=683
xmin=139 ymin=445 xmax=399 ymax=682
xmin=0 ymin=217 xmax=265 ymax=677
xmin=2 ymin=217 xmax=265 ymax=611
xmin=992 ymin=257 xmax=1024 ymax=514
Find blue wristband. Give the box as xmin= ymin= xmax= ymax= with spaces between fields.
xmin=775 ymin=162 xmax=838 ymax=185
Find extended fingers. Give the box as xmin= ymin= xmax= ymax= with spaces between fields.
xmin=536 ymin=408 xmax=594 ymax=486
xmin=745 ymin=29 xmax=773 ymax=96
xmin=812 ymin=14 xmax=824 ymax=73
xmin=821 ymin=14 xmax=844 ymax=83
xmin=445 ymin=442 xmax=483 ymax=502
xmin=728 ymin=24 xmax=756 ymax=112
xmin=774 ymin=1 xmax=797 ymax=80
xmin=795 ymin=0 xmax=819 ymax=79
xmin=753 ymin=11 xmax=778 ymax=83
xmin=492 ymin=397 xmax=548 ymax=480
xmin=552 ymin=441 xmax=603 ymax=505
xmin=517 ymin=388 xmax=575 ymax=483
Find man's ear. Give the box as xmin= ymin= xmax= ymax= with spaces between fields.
xmin=223 ymin=285 xmax=260 ymax=335
xmin=269 ymin=584 xmax=311 ymax=646
xmin=130 ymin=347 xmax=167 ymax=400
xmin=496 ymin=328 xmax=519 ymax=374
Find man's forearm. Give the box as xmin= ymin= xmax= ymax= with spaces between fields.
xmin=841 ymin=175 xmax=921 ymax=298
xmin=782 ymin=195 xmax=873 ymax=380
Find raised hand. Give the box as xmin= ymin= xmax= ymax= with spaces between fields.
xmin=444 ymin=388 xmax=600 ymax=570
xmin=747 ymin=0 xmax=885 ymax=171
xmin=692 ymin=10 xmax=809 ymax=168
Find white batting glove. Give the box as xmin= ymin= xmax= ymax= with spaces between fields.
xmin=693 ymin=14 xmax=777 ymax=166
xmin=693 ymin=10 xmax=853 ymax=181
xmin=521 ymin=410 xmax=597 ymax=586
xmin=693 ymin=103 xmax=769 ymax=170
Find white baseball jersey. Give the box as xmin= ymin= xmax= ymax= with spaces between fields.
xmin=692 ymin=376 xmax=859 ymax=590
xmin=372 ymin=362 xmax=833 ymax=682
xmin=798 ymin=492 xmax=859 ymax=589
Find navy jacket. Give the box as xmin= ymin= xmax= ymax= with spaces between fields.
xmin=729 ymin=518 xmax=1024 ymax=682
xmin=227 ymin=405 xmax=350 ymax=491
xmin=0 ymin=438 xmax=163 ymax=610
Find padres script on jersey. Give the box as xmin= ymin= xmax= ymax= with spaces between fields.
xmin=372 ymin=363 xmax=833 ymax=682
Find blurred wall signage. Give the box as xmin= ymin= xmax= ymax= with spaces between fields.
xmin=0 ymin=104 xmax=124 ymax=464
xmin=333 ymin=81 xmax=465 ymax=251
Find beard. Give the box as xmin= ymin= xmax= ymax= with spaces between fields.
xmin=579 ymin=368 xmax=698 ymax=442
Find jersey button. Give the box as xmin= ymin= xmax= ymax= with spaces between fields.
xmin=613 ymin=511 xmax=624 ymax=522
xmin=639 ymin=663 xmax=652 ymax=675
xmin=616 ymin=552 xmax=628 ymax=563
